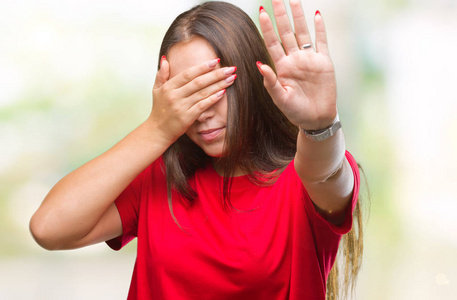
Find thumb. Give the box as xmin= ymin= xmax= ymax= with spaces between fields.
xmin=256 ymin=61 xmax=285 ymax=102
xmin=154 ymin=55 xmax=170 ymax=89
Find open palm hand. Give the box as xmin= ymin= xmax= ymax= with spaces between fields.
xmin=258 ymin=0 xmax=338 ymax=130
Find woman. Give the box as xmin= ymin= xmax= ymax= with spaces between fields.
xmin=30 ymin=1 xmax=363 ymax=299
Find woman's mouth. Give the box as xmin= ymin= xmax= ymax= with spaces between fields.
xmin=198 ymin=127 xmax=224 ymax=141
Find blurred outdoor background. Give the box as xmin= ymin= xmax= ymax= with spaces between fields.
xmin=1 ymin=0 xmax=456 ymax=299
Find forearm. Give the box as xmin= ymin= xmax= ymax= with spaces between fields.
xmin=30 ymin=119 xmax=172 ymax=248
xmin=294 ymin=127 xmax=355 ymax=218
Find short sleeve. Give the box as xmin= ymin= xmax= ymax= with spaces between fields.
xmin=302 ymin=151 xmax=360 ymax=235
xmin=105 ymin=164 xmax=152 ymax=250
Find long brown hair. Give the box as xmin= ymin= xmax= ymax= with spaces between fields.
xmin=157 ymin=2 xmax=364 ymax=299
xmin=158 ymin=1 xmax=297 ymax=207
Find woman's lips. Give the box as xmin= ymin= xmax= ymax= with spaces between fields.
xmin=199 ymin=127 xmax=224 ymax=141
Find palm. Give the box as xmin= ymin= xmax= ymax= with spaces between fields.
xmin=259 ymin=0 xmax=337 ymax=130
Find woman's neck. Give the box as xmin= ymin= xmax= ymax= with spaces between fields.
xmin=212 ymin=157 xmax=247 ymax=177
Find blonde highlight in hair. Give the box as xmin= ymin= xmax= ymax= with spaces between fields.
xmin=327 ymin=164 xmax=369 ymax=300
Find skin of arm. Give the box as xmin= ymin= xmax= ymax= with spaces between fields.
xmin=29 ymin=57 xmax=236 ymax=250
xmin=294 ymin=128 xmax=354 ymax=224
xmin=258 ymin=0 xmax=354 ymax=224
xmin=29 ymin=121 xmax=172 ymax=250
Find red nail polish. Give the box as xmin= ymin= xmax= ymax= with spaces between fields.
xmin=259 ymin=6 xmax=265 ymax=13
xmin=233 ymin=66 xmax=237 ymax=72
xmin=160 ymin=55 xmax=166 ymax=68
xmin=216 ymin=89 xmax=226 ymax=98
xmin=315 ymin=10 xmax=321 ymax=16
xmin=256 ymin=61 xmax=263 ymax=74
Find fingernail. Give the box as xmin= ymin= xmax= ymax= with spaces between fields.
xmin=207 ymin=58 xmax=220 ymax=68
xmin=315 ymin=10 xmax=321 ymax=16
xmin=225 ymin=74 xmax=236 ymax=83
xmin=256 ymin=61 xmax=263 ymax=75
xmin=160 ymin=55 xmax=166 ymax=67
xmin=259 ymin=6 xmax=265 ymax=13
xmin=215 ymin=89 xmax=226 ymax=98
xmin=223 ymin=66 xmax=237 ymax=75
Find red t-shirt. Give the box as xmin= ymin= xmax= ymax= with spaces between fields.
xmin=107 ymin=151 xmax=360 ymax=299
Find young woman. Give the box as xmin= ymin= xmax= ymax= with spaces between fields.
xmin=30 ymin=1 xmax=363 ymax=299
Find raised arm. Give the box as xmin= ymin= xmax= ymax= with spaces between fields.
xmin=257 ymin=0 xmax=354 ymax=224
xmin=30 ymin=57 xmax=236 ymax=250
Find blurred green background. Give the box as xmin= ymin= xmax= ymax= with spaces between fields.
xmin=1 ymin=0 xmax=456 ymax=299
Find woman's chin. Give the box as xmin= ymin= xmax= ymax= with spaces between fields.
xmin=202 ymin=145 xmax=226 ymax=159
xmin=205 ymin=150 xmax=224 ymax=158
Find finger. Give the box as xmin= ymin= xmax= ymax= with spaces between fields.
xmin=186 ymin=72 xmax=236 ymax=109
xmin=290 ymin=0 xmax=312 ymax=47
xmin=257 ymin=62 xmax=286 ymax=103
xmin=153 ymin=55 xmax=170 ymax=89
xmin=180 ymin=66 xmax=236 ymax=99
xmin=187 ymin=89 xmax=226 ymax=120
xmin=259 ymin=7 xmax=286 ymax=63
xmin=271 ymin=0 xmax=299 ymax=54
xmin=169 ymin=58 xmax=220 ymax=89
xmin=314 ymin=11 xmax=330 ymax=56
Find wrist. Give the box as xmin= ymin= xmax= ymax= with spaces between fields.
xmin=300 ymin=114 xmax=341 ymax=142
xmin=300 ymin=112 xmax=338 ymax=131
xmin=140 ymin=117 xmax=176 ymax=149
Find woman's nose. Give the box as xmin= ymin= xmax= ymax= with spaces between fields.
xmin=196 ymin=107 xmax=215 ymax=123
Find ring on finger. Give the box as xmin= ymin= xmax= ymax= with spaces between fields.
xmin=301 ymin=43 xmax=312 ymax=49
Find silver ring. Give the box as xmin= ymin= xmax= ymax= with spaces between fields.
xmin=301 ymin=43 xmax=312 ymax=49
